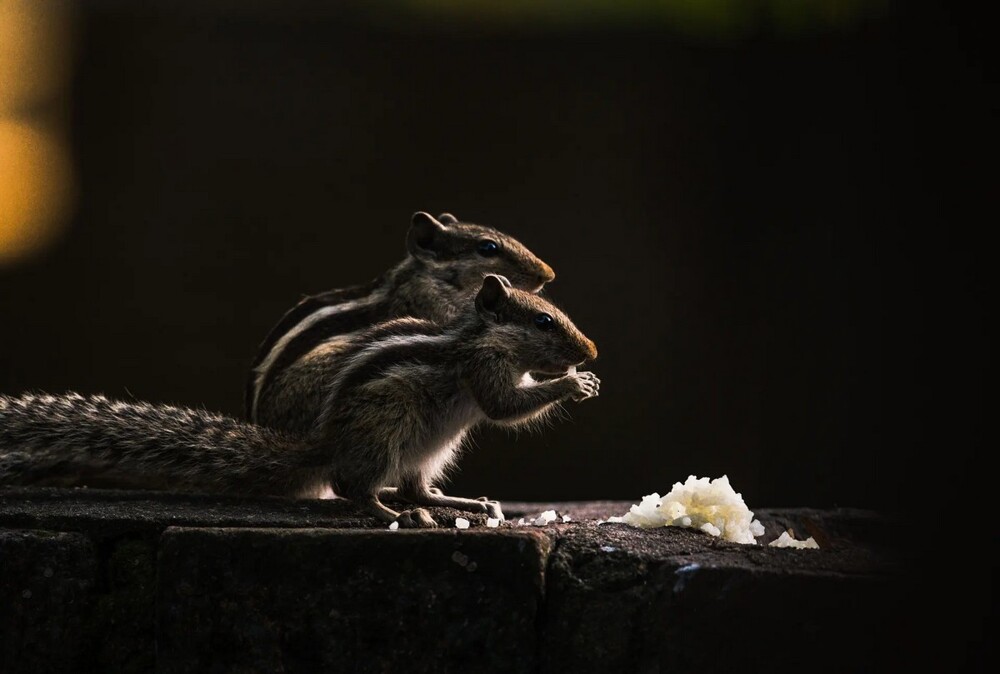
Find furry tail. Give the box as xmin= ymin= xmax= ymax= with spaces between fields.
xmin=0 ymin=392 xmax=326 ymax=497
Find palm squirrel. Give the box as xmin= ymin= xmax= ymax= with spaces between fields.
xmin=0 ymin=275 xmax=599 ymax=528
xmin=247 ymin=211 xmax=556 ymax=434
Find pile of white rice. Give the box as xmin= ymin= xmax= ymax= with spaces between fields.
xmin=614 ymin=475 xmax=771 ymax=545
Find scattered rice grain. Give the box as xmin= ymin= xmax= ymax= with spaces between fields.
xmin=769 ymin=531 xmax=819 ymax=549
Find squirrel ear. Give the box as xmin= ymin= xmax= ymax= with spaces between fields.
xmin=407 ymin=212 xmax=447 ymax=258
xmin=476 ymin=274 xmax=512 ymax=316
xmin=437 ymin=213 xmax=459 ymax=224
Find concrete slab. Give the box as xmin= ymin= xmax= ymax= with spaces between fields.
xmin=0 ymin=529 xmax=98 ymax=674
xmin=157 ymin=527 xmax=552 ymax=674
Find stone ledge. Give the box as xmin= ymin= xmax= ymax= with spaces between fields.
xmin=0 ymin=488 xmax=911 ymax=673
xmin=0 ymin=529 xmax=98 ymax=672
xmin=159 ymin=528 xmax=550 ymax=674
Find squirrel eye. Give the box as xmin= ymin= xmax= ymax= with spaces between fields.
xmin=477 ymin=240 xmax=499 ymax=257
xmin=533 ymin=313 xmax=555 ymax=330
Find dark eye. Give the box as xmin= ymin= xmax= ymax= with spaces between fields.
xmin=477 ymin=240 xmax=499 ymax=257
xmin=534 ymin=313 xmax=555 ymax=330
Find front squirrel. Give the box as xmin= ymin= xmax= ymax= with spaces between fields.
xmin=247 ymin=211 xmax=556 ymax=433
xmin=1 ymin=275 xmax=599 ymax=528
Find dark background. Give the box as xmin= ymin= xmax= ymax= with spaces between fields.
xmin=0 ymin=2 xmax=989 ymax=521
xmin=0 ymin=3 xmax=992 ymax=668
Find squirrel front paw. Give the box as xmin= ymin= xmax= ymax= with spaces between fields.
xmin=395 ymin=508 xmax=437 ymax=529
xmin=567 ymin=371 xmax=600 ymax=401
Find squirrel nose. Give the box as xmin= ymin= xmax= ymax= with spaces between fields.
xmin=539 ymin=264 xmax=555 ymax=284
xmin=582 ymin=339 xmax=598 ymax=361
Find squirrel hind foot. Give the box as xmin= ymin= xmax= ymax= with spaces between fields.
xmin=395 ymin=508 xmax=437 ymax=529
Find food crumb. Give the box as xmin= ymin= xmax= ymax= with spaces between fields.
xmin=769 ymin=530 xmax=820 ymax=549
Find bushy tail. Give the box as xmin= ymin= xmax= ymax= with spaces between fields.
xmin=0 ymin=392 xmax=325 ymax=497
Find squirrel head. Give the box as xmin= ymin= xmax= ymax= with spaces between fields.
xmin=475 ymin=274 xmax=597 ymax=375
xmin=406 ymin=212 xmax=555 ymax=294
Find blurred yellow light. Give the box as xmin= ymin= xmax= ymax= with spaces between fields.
xmin=0 ymin=0 xmax=73 ymax=114
xmin=0 ymin=0 xmax=75 ymax=265
xmin=0 ymin=120 xmax=74 ymax=265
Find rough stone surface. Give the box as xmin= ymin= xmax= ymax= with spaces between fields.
xmin=0 ymin=487 xmax=397 ymax=537
xmin=0 ymin=488 xmax=914 ymax=673
xmin=539 ymin=522 xmax=902 ymax=673
xmin=88 ymin=537 xmax=158 ymax=674
xmin=0 ymin=529 xmax=98 ymax=674
xmin=157 ymin=527 xmax=551 ymax=674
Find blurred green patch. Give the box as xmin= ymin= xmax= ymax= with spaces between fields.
xmin=395 ymin=0 xmax=888 ymax=37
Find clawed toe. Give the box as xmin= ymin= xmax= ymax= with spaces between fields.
xmin=482 ymin=500 xmax=504 ymax=520
xmin=473 ymin=496 xmax=503 ymax=519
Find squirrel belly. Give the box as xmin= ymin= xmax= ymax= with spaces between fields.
xmin=247 ymin=211 xmax=555 ymax=431
xmin=1 ymin=275 xmax=599 ymax=529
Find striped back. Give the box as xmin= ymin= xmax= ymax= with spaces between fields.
xmin=245 ymin=279 xmax=387 ymax=421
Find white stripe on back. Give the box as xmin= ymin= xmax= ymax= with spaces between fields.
xmin=323 ymin=333 xmax=455 ymax=407
xmin=250 ymin=293 xmax=384 ymax=420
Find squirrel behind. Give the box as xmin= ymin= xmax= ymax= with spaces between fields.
xmin=1 ymin=275 xmax=598 ymax=527
xmin=247 ymin=211 xmax=556 ymax=433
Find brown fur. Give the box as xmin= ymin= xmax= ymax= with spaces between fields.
xmin=1 ymin=276 xmax=599 ymax=528
xmin=250 ymin=211 xmax=556 ymax=432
